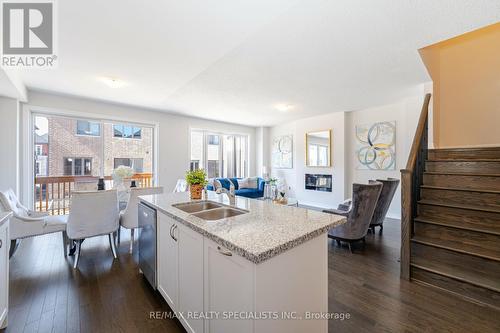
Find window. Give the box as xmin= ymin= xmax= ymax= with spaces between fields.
xmin=207 ymin=135 xmax=219 ymax=145
xmin=190 ymin=130 xmax=248 ymax=178
xmin=114 ymin=158 xmax=144 ymax=173
xmin=113 ymin=124 xmax=142 ymax=139
xmin=35 ymin=145 xmax=42 ymax=156
xmin=76 ymin=120 xmax=100 ymax=136
xmin=64 ymin=158 xmax=92 ymax=176
xmin=207 ymin=160 xmax=220 ymax=178
xmin=190 ymin=160 xmax=200 ymax=171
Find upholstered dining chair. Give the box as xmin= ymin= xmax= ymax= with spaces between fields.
xmin=66 ymin=190 xmax=120 ymax=269
xmin=323 ymin=182 xmax=382 ymax=252
xmin=0 ymin=189 xmax=68 ymax=258
xmin=368 ymin=178 xmax=400 ymax=235
xmin=119 ymin=186 xmax=164 ymax=253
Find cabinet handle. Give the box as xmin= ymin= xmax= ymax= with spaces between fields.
xmin=217 ymin=246 xmax=232 ymax=256
xmin=0 ymin=239 xmax=2 ymax=249
xmin=172 ymin=225 xmax=178 ymax=242
xmin=169 ymin=224 xmax=174 ymax=239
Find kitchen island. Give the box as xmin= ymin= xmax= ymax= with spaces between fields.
xmin=140 ymin=192 xmax=345 ymax=333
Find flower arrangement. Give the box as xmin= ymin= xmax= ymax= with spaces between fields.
xmin=185 ymin=169 xmax=208 ymax=200
xmin=113 ymin=165 xmax=134 ymax=179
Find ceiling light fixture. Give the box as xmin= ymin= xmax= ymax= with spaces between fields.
xmin=275 ymin=104 xmax=294 ymax=112
xmin=100 ymin=77 xmax=127 ymax=88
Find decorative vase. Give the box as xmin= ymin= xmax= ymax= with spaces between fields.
xmin=190 ymin=184 xmax=203 ymax=200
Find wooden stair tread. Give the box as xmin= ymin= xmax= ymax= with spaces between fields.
xmin=414 ymin=217 xmax=500 ymax=236
xmin=418 ymin=200 xmax=500 ymax=214
xmin=427 ymin=159 xmax=500 ymax=162
xmin=424 ymin=171 xmax=500 ymax=177
xmin=420 ymin=185 xmax=500 ymax=194
xmin=412 ymin=236 xmax=500 ymax=262
xmin=410 ymin=260 xmax=500 ymax=293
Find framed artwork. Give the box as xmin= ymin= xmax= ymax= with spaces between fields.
xmin=355 ymin=121 xmax=396 ymax=170
xmin=272 ymin=134 xmax=293 ymax=169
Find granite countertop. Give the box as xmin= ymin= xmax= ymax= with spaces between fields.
xmin=140 ymin=192 xmax=346 ymax=264
xmin=0 ymin=212 xmax=13 ymax=227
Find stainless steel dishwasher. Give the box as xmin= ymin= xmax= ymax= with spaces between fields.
xmin=138 ymin=202 xmax=157 ymax=289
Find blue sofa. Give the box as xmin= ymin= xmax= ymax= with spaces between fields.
xmin=206 ymin=177 xmax=265 ymax=199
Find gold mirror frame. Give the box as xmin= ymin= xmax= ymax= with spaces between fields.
xmin=305 ymin=129 xmax=332 ymax=167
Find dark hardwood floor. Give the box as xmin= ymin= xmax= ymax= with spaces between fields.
xmin=2 ymin=219 xmax=500 ymax=333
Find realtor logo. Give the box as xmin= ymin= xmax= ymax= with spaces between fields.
xmin=1 ymin=0 xmax=57 ymax=67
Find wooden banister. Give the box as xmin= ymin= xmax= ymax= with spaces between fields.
xmin=400 ymin=93 xmax=431 ymax=280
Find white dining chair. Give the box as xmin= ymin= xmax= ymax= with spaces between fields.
xmin=173 ymin=179 xmax=188 ymax=192
xmin=119 ymin=187 xmax=163 ymax=253
xmin=0 ymin=188 xmax=68 ymax=258
xmin=66 ymin=190 xmax=120 ymax=269
xmin=74 ymin=180 xmax=97 ymax=192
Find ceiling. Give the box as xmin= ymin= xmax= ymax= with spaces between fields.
xmin=4 ymin=0 xmax=500 ymax=126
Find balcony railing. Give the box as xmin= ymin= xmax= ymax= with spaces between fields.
xmin=34 ymin=173 xmax=153 ymax=215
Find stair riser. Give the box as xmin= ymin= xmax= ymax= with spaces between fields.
xmin=423 ymin=174 xmax=500 ymax=191
xmin=428 ymin=147 xmax=500 ymax=160
xmin=413 ymin=222 xmax=500 ymax=255
xmin=417 ymin=204 xmax=500 ymax=234
xmin=411 ymin=267 xmax=500 ymax=310
xmin=426 ymin=161 xmax=500 ymax=174
xmin=420 ymin=188 xmax=500 ymax=211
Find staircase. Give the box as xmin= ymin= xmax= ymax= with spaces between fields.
xmin=410 ymin=147 xmax=500 ymax=309
xmin=400 ymin=94 xmax=500 ymax=310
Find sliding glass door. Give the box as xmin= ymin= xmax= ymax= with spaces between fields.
xmin=33 ymin=113 xmax=155 ymax=215
xmin=190 ymin=130 xmax=248 ymax=179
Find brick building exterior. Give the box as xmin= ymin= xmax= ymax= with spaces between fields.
xmin=47 ymin=117 xmax=153 ymax=177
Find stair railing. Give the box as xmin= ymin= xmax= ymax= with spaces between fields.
xmin=400 ymin=93 xmax=432 ymax=279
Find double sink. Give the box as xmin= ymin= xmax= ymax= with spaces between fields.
xmin=173 ymin=201 xmax=248 ymax=221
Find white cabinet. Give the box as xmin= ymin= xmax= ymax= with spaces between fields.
xmin=0 ymin=215 xmax=10 ymax=329
xmin=157 ymin=214 xmax=204 ymax=333
xmin=156 ymin=210 xmax=328 ymax=333
xmin=177 ymin=223 xmax=204 ymax=333
xmin=203 ymin=238 xmax=254 ymax=333
xmin=157 ymin=214 xmax=178 ymax=309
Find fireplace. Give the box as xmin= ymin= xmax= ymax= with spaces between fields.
xmin=305 ymin=174 xmax=332 ymax=192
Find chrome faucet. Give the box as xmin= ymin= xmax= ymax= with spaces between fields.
xmin=215 ymin=184 xmax=236 ymax=205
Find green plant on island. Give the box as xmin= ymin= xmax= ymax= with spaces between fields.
xmin=185 ymin=169 xmax=208 ymax=186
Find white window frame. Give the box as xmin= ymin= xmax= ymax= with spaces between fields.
xmin=189 ymin=128 xmax=249 ymax=179
xmin=22 ymin=105 xmax=159 ymax=208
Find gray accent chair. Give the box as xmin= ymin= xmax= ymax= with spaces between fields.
xmin=368 ymin=178 xmax=400 ymax=235
xmin=323 ymin=182 xmax=382 ymax=252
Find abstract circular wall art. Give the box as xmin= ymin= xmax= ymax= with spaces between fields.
xmin=355 ymin=121 xmax=396 ymax=170
xmin=272 ymin=134 xmax=293 ymax=169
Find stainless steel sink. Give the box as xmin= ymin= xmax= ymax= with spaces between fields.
xmin=192 ymin=207 xmax=248 ymax=220
xmin=173 ymin=201 xmax=223 ymax=213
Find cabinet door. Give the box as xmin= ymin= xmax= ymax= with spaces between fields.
xmin=177 ymin=224 xmax=204 ymax=333
xmin=204 ymin=238 xmax=254 ymax=333
xmin=0 ymin=222 xmax=8 ymax=329
xmin=157 ymin=214 xmax=178 ymax=310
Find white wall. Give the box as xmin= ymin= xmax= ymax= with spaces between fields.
xmin=23 ymin=91 xmax=257 ymax=201
xmin=345 ymin=94 xmax=424 ymax=218
xmin=255 ymin=126 xmax=270 ymax=177
xmin=270 ymin=112 xmax=345 ymax=209
xmin=0 ymin=96 xmax=20 ymax=194
xmin=268 ymin=89 xmax=426 ymax=218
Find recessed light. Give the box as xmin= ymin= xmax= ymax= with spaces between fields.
xmin=275 ymin=104 xmax=294 ymax=112
xmin=100 ymin=77 xmax=127 ymax=88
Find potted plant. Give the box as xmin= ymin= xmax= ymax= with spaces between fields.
xmin=185 ymin=169 xmax=208 ymax=200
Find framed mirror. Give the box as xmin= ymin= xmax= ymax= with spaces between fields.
xmin=306 ymin=130 xmax=332 ymax=167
